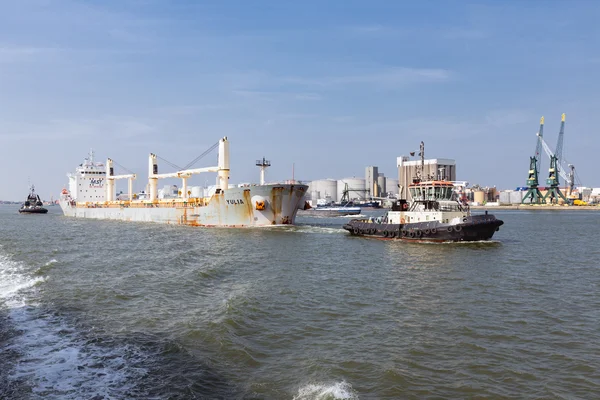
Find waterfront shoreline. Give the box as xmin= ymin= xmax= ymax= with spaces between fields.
xmin=471 ymin=205 xmax=600 ymax=211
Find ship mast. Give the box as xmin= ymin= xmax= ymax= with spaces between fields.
xmin=256 ymin=157 xmax=271 ymax=185
xmin=419 ymin=141 xmax=425 ymax=180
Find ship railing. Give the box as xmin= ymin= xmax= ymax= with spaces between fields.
xmin=80 ymin=198 xmax=209 ymax=208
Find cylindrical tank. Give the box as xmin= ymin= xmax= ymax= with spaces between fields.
xmin=190 ymin=186 xmax=202 ymax=198
xmin=473 ymin=191 xmax=485 ymax=204
xmin=385 ymin=178 xmax=399 ymax=197
xmin=377 ymin=175 xmax=386 ymax=197
xmin=499 ymin=191 xmax=511 ymax=205
xmin=337 ymin=178 xmax=366 ymax=202
xmin=308 ymin=179 xmax=338 ymax=203
xmin=510 ymin=190 xmax=524 ymax=204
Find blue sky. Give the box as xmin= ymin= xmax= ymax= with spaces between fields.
xmin=1 ymin=0 xmax=599 ymax=201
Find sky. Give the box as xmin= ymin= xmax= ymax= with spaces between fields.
xmin=1 ymin=0 xmax=600 ymax=201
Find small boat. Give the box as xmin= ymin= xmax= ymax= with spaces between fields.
xmin=310 ymin=204 xmax=361 ymax=216
xmin=19 ymin=185 xmax=48 ymax=214
xmin=343 ymin=141 xmax=503 ymax=242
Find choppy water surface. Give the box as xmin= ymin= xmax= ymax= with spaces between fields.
xmin=1 ymin=205 xmax=599 ymax=399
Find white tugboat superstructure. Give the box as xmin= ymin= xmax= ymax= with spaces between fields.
xmin=59 ymin=137 xmax=308 ymax=227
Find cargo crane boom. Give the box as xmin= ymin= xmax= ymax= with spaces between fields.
xmin=540 ymin=114 xmax=571 ymax=203
xmin=539 ymin=134 xmax=569 ymax=183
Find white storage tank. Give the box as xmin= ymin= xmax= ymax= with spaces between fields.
xmin=386 ymin=178 xmax=399 ymax=197
xmin=190 ymin=186 xmax=202 ymax=198
xmin=510 ymin=190 xmax=524 ymax=204
xmin=337 ymin=177 xmax=366 ymax=201
xmin=499 ymin=191 xmax=512 ymax=205
xmin=307 ymin=179 xmax=338 ymax=203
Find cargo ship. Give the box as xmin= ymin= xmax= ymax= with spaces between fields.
xmin=59 ymin=137 xmax=308 ymax=227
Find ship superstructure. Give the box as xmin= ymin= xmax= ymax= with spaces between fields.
xmin=67 ymin=150 xmax=107 ymax=203
xmin=59 ymin=137 xmax=308 ymax=227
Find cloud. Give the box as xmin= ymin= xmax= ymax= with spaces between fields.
xmin=0 ymin=46 xmax=62 ymax=63
xmin=231 ymin=90 xmax=322 ymax=102
xmin=0 ymin=116 xmax=160 ymax=142
xmin=279 ymin=67 xmax=451 ymax=87
xmin=156 ymin=104 xmax=227 ymax=116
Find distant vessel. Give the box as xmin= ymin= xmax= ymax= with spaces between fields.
xmin=59 ymin=137 xmax=308 ymax=227
xmin=309 ymin=204 xmax=361 ymax=216
xmin=343 ymin=142 xmax=503 ymax=242
xmin=19 ymin=185 xmax=48 ymax=214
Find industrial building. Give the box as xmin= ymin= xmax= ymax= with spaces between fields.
xmin=397 ymin=156 xmax=456 ymax=200
xmin=365 ymin=166 xmax=379 ymax=198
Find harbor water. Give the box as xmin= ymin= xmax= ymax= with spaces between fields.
xmin=1 ymin=205 xmax=599 ymax=399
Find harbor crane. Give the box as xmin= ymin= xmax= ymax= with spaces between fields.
xmin=521 ymin=117 xmax=545 ymax=204
xmin=339 ymin=181 xmax=371 ymax=204
xmin=538 ymin=113 xmax=577 ymax=202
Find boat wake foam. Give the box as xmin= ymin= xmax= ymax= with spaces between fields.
xmin=0 ymin=249 xmax=148 ymax=399
xmin=293 ymin=380 xmax=359 ymax=400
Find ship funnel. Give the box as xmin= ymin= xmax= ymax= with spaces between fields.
xmin=217 ymin=137 xmax=230 ymax=191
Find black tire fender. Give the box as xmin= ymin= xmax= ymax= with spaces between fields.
xmin=353 ymin=227 xmax=359 ymax=234
xmin=454 ymin=225 xmax=463 ymax=232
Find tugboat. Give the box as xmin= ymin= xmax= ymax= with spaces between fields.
xmin=19 ymin=185 xmax=48 ymax=214
xmin=343 ymin=142 xmax=503 ymax=242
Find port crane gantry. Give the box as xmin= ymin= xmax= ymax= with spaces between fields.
xmin=521 ymin=117 xmax=545 ymax=204
xmin=541 ymin=113 xmax=568 ymax=203
xmin=538 ymin=113 xmax=577 ymax=201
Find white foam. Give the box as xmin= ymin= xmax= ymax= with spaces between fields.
xmin=0 ymin=252 xmax=45 ymax=305
xmin=293 ymin=380 xmax=359 ymax=400
xmin=1 ymin=249 xmax=148 ymax=399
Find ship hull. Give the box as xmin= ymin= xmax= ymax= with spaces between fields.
xmin=59 ymin=184 xmax=307 ymax=227
xmin=19 ymin=207 xmax=49 ymax=214
xmin=343 ymin=214 xmax=503 ymax=242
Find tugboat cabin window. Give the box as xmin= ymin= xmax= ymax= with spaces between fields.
xmin=410 ymin=182 xmax=454 ymax=201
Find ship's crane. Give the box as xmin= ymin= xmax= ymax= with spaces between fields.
xmin=106 ymin=158 xmax=137 ymax=201
xmin=148 ymin=137 xmax=230 ymax=201
xmin=521 ymin=117 xmax=545 ymax=204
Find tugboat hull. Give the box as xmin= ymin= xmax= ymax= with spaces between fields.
xmin=19 ymin=207 xmax=49 ymax=214
xmin=343 ymin=214 xmax=503 ymax=242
